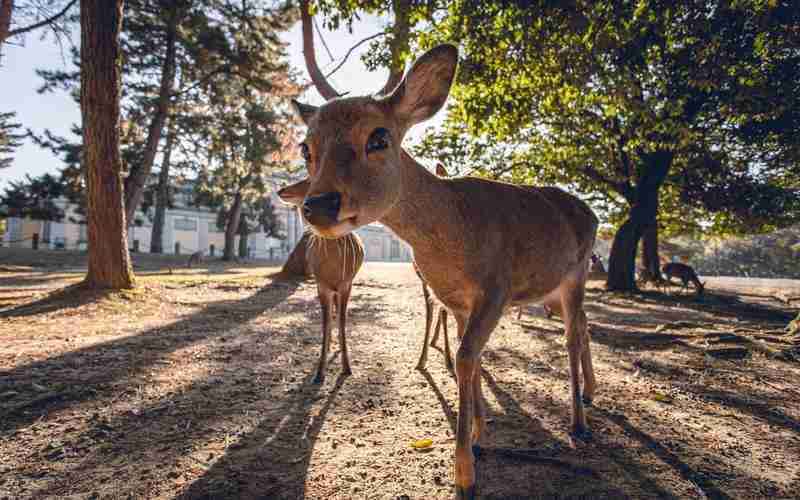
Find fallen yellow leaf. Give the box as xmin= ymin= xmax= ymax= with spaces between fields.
xmin=410 ymin=438 xmax=433 ymax=449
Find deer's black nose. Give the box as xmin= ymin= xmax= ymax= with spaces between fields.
xmin=303 ymin=192 xmax=341 ymax=224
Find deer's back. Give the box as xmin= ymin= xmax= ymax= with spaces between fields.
xmin=307 ymin=232 xmax=365 ymax=291
xmin=413 ymin=178 xmax=598 ymax=311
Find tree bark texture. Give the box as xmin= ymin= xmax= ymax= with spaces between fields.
xmin=238 ymin=224 xmax=249 ymax=259
xmin=124 ymin=2 xmax=179 ymax=223
xmin=0 ymin=0 xmax=12 ymax=47
xmin=81 ymin=0 xmax=134 ymax=289
xmin=223 ymin=191 xmax=242 ymax=261
xmin=149 ymin=117 xmax=175 ymax=253
xmin=641 ymin=221 xmax=661 ymax=280
xmin=606 ymin=151 xmax=673 ymax=291
xmin=281 ymin=232 xmax=312 ymax=277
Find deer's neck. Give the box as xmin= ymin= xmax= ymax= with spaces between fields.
xmin=380 ymin=150 xmax=457 ymax=253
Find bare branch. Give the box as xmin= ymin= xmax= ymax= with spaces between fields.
xmin=324 ymin=31 xmax=388 ymax=79
xmin=378 ymin=0 xmax=410 ymax=96
xmin=7 ymin=0 xmax=77 ymax=38
xmin=312 ymin=15 xmax=334 ymax=62
xmin=300 ymin=0 xmax=339 ymax=100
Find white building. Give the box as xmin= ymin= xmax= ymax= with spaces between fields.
xmin=2 ymin=174 xmax=413 ymax=263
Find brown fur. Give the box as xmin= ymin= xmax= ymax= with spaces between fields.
xmin=277 ymin=182 xmax=365 ymax=383
xmin=186 ymin=251 xmax=203 ymax=268
xmin=662 ymin=262 xmax=705 ymax=296
xmin=415 ymin=162 xmax=453 ymax=372
xmin=283 ymin=45 xmax=599 ymax=498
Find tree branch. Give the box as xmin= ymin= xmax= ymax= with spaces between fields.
xmin=581 ymin=163 xmax=634 ymax=201
xmin=378 ymin=0 xmax=410 ymax=96
xmin=7 ymin=0 xmax=77 ymax=38
xmin=300 ymin=0 xmax=339 ymax=100
xmin=324 ymin=31 xmax=388 ymax=79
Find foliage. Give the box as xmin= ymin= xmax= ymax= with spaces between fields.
xmin=420 ymin=0 xmax=800 ymax=236
xmin=0 ymin=111 xmax=24 ymax=170
xmin=0 ymin=172 xmax=66 ymax=220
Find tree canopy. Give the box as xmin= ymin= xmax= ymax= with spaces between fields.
xmin=416 ymin=0 xmax=800 ymax=289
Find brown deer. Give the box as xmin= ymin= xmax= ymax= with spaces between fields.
xmin=662 ymin=262 xmax=705 ymax=296
xmin=277 ymin=180 xmax=365 ymax=383
xmin=416 ymin=162 xmax=454 ymax=371
xmin=281 ymin=44 xmax=599 ymax=498
xmin=186 ymin=251 xmax=203 ymax=268
xmin=415 ymin=260 xmax=454 ymax=371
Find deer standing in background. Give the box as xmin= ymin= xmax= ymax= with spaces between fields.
xmin=662 ymin=262 xmax=705 ymax=296
xmin=278 ymin=180 xmax=365 ymax=383
xmin=281 ymin=44 xmax=599 ymax=499
xmin=186 ymin=251 xmax=203 ymax=268
xmin=416 ymin=162 xmax=454 ymax=371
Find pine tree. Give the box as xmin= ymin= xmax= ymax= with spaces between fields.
xmin=0 ymin=111 xmax=24 ymax=169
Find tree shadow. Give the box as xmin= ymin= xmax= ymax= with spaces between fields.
xmin=0 ymin=282 xmax=113 ymax=319
xmin=0 ymin=278 xmax=301 ymax=434
xmin=631 ymin=357 xmax=800 ymax=435
xmin=177 ymin=372 xmax=348 ymax=499
xmin=593 ymin=407 xmax=734 ymax=500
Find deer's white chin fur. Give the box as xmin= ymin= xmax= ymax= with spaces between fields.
xmin=309 ymin=216 xmax=360 ymax=239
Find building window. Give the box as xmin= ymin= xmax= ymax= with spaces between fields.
xmin=208 ymin=221 xmax=222 ymax=233
xmin=390 ymin=239 xmax=400 ymax=259
xmin=174 ymin=217 xmax=197 ymax=231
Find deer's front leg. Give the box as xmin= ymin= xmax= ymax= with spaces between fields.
xmin=314 ymin=288 xmax=334 ymax=384
xmin=454 ymin=295 xmax=506 ymax=500
xmin=338 ymin=283 xmax=353 ymax=376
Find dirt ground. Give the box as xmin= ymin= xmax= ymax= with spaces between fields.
xmin=1 ymin=254 xmax=799 ymax=499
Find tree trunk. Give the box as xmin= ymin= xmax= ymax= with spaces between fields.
xmin=223 ymin=191 xmax=242 ymax=261
xmin=238 ymin=223 xmax=249 ymax=259
xmin=123 ymin=2 xmax=179 ymax=223
xmin=606 ymin=151 xmax=673 ymax=291
xmin=0 ymin=0 xmax=12 ymax=49
xmin=641 ymin=221 xmax=661 ymax=280
xmin=149 ymin=117 xmax=175 ymax=253
xmin=281 ymin=232 xmax=311 ymax=277
xmin=81 ymin=0 xmax=134 ymax=289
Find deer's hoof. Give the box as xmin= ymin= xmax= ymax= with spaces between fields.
xmin=582 ymin=395 xmax=594 ymax=407
xmin=455 ymin=484 xmax=477 ymax=500
xmin=569 ymin=426 xmax=593 ymax=444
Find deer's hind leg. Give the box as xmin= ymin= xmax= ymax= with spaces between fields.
xmin=416 ymin=281 xmax=435 ymax=370
xmin=337 ymin=283 xmax=353 ymax=376
xmin=440 ymin=309 xmax=453 ymax=371
xmin=559 ymin=276 xmax=593 ymax=438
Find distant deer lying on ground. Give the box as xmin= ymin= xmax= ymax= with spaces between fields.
xmin=278 ymin=180 xmax=365 ymax=383
xmin=186 ymin=251 xmax=203 ymax=268
xmin=415 ymin=162 xmax=454 ymax=371
xmin=662 ymin=262 xmax=705 ymax=296
xmin=282 ymin=44 xmax=599 ymax=498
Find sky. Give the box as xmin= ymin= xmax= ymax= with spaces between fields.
xmin=0 ymin=9 xmax=439 ymax=189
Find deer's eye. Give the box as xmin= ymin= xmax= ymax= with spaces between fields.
xmin=300 ymin=143 xmax=310 ymax=161
xmin=366 ymin=128 xmax=390 ymax=155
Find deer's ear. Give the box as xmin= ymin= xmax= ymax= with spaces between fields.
xmin=386 ymin=44 xmax=458 ymax=127
xmin=291 ymin=99 xmax=318 ymax=125
xmin=277 ymin=178 xmax=310 ymax=207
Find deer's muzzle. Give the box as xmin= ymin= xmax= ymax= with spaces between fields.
xmin=303 ymin=192 xmax=341 ymax=227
